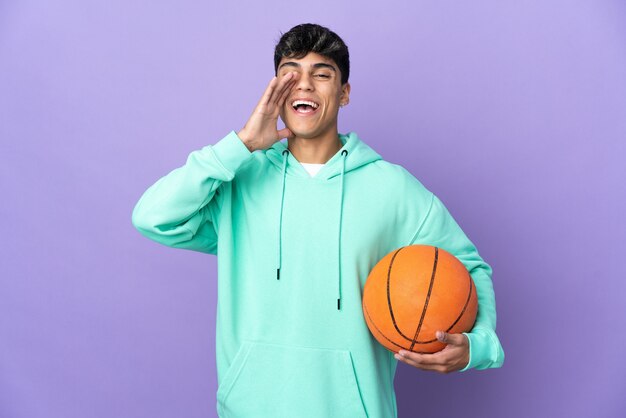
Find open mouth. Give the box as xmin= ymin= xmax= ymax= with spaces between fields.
xmin=291 ymin=99 xmax=320 ymax=116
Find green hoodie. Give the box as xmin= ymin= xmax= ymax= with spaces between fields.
xmin=132 ymin=130 xmax=504 ymax=418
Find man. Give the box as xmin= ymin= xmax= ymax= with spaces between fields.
xmin=132 ymin=23 xmax=504 ymax=418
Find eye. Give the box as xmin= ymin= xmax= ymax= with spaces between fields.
xmin=315 ymin=74 xmax=330 ymax=79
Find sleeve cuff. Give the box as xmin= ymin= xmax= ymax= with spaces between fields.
xmin=209 ymin=130 xmax=253 ymax=175
xmin=459 ymin=328 xmax=505 ymax=372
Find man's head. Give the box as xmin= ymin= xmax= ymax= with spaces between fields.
xmin=274 ymin=23 xmax=350 ymax=86
xmin=274 ymin=23 xmax=351 ymax=141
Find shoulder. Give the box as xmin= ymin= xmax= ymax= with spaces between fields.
xmin=367 ymin=160 xmax=433 ymax=198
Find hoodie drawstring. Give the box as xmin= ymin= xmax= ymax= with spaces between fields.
xmin=276 ymin=147 xmax=349 ymax=311
xmin=337 ymin=149 xmax=348 ymax=310
xmin=276 ymin=149 xmax=289 ymax=281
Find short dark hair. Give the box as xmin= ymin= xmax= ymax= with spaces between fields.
xmin=274 ymin=23 xmax=350 ymax=85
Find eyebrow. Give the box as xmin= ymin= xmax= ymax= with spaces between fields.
xmin=278 ymin=62 xmax=337 ymax=72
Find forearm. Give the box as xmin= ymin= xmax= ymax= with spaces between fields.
xmin=132 ymin=130 xmax=252 ymax=249
xmin=460 ymin=266 xmax=505 ymax=371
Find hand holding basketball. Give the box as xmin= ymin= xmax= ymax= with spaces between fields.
xmin=394 ymin=330 xmax=469 ymax=374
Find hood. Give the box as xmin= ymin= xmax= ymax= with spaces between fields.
xmin=266 ymin=132 xmax=382 ymax=180
xmin=264 ymin=132 xmax=383 ymax=311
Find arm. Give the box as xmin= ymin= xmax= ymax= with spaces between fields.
xmin=408 ymin=193 xmax=505 ymax=371
xmin=131 ymin=131 xmax=253 ymax=254
xmin=132 ymin=71 xmax=300 ymax=254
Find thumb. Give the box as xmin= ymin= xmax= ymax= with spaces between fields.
xmin=277 ymin=127 xmax=293 ymax=140
xmin=436 ymin=331 xmax=467 ymax=346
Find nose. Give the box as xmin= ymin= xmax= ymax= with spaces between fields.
xmin=294 ymin=71 xmax=314 ymax=91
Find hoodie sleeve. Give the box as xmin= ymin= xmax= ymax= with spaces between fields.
xmin=131 ymin=130 xmax=253 ymax=254
xmin=408 ymin=193 xmax=505 ymax=372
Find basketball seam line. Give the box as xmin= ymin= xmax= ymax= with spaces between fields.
xmin=386 ymin=247 xmax=406 ymax=340
xmin=385 ymin=246 xmax=443 ymax=347
xmin=446 ymin=271 xmax=474 ymax=332
xmin=363 ymin=303 xmax=407 ymax=350
xmin=409 ymin=247 xmax=438 ymax=351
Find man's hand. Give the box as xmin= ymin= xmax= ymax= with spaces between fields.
xmin=393 ymin=331 xmax=469 ymax=374
xmin=238 ymin=71 xmax=300 ymax=152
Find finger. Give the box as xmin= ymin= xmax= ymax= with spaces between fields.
xmin=273 ymin=73 xmax=299 ymax=108
xmin=277 ymin=78 xmax=297 ymax=108
xmin=277 ymin=127 xmax=292 ymax=140
xmin=395 ymin=351 xmax=446 ymax=372
xmin=268 ymin=72 xmax=295 ymax=106
xmin=396 ymin=349 xmax=446 ymax=367
xmin=436 ymin=331 xmax=468 ymax=346
xmin=261 ymin=73 xmax=292 ymax=107
xmin=260 ymin=76 xmax=279 ymax=106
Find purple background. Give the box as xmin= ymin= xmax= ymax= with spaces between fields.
xmin=1 ymin=1 xmax=625 ymax=417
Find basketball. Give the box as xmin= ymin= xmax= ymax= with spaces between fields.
xmin=362 ymin=245 xmax=478 ymax=354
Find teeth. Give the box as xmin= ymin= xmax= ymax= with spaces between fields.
xmin=292 ymin=100 xmax=319 ymax=109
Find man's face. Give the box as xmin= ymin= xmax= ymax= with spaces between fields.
xmin=277 ymin=52 xmax=350 ymax=140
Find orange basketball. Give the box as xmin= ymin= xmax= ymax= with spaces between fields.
xmin=362 ymin=245 xmax=477 ymax=354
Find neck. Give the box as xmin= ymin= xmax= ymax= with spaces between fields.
xmin=287 ymin=128 xmax=343 ymax=164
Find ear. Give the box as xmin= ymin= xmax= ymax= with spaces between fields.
xmin=340 ymin=82 xmax=351 ymax=106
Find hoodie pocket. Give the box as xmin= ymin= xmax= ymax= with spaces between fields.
xmin=216 ymin=341 xmax=368 ymax=418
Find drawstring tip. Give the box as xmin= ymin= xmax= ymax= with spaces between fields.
xmin=337 ymin=299 xmax=341 ymax=310
xmin=277 ymin=268 xmax=280 ymax=280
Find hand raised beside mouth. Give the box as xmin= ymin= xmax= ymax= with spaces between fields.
xmin=237 ymin=71 xmax=300 ymax=152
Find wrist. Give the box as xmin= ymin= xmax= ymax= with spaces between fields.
xmin=236 ymin=129 xmax=256 ymax=152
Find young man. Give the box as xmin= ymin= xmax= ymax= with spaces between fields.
xmin=132 ymin=23 xmax=504 ymax=418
